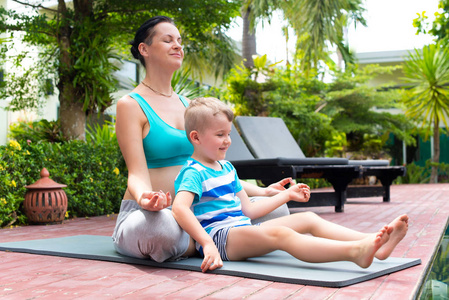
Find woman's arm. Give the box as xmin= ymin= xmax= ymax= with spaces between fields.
xmin=115 ymin=96 xmax=171 ymax=211
xmin=172 ymin=191 xmax=223 ymax=272
xmin=240 ymin=177 xmax=294 ymax=197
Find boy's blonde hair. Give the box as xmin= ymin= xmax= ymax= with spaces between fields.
xmin=185 ymin=97 xmax=234 ymax=142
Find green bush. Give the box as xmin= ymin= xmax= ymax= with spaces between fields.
xmin=0 ymin=139 xmax=127 ymax=228
xmin=299 ymin=178 xmax=332 ymax=189
xmin=86 ymin=119 xmax=117 ymax=146
xmin=395 ymin=160 xmax=449 ymax=184
xmin=8 ymin=119 xmax=69 ymax=143
xmin=0 ymin=140 xmax=29 ymax=227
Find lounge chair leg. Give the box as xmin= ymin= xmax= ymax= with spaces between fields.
xmin=326 ymin=177 xmax=351 ymax=213
xmin=383 ymin=185 xmax=391 ymax=202
xmin=379 ymin=177 xmax=395 ymax=202
xmin=334 ymin=189 xmax=345 ymax=212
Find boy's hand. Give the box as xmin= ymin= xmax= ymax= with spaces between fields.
xmin=264 ymin=177 xmax=294 ymax=196
xmin=140 ymin=191 xmax=172 ymax=211
xmin=287 ymin=183 xmax=311 ymax=202
xmin=201 ymin=242 xmax=223 ymax=272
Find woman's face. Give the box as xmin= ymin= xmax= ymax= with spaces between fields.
xmin=145 ymin=22 xmax=184 ymax=71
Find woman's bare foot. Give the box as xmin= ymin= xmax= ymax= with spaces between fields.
xmin=375 ymin=214 xmax=409 ymax=260
xmin=353 ymin=225 xmax=390 ymax=268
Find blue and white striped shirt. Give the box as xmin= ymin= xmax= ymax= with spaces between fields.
xmin=174 ymin=158 xmax=251 ymax=238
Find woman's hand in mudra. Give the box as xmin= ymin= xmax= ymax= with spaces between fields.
xmin=140 ymin=190 xmax=172 ymax=211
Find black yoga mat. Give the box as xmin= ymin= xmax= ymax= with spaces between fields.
xmin=0 ymin=235 xmax=421 ymax=288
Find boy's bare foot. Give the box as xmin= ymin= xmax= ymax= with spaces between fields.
xmin=353 ymin=225 xmax=390 ymax=268
xmin=375 ymin=214 xmax=409 ymax=260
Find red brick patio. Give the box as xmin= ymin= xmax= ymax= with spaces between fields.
xmin=1 ymin=183 xmax=448 ymax=299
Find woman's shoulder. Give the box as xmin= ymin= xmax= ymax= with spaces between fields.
xmin=117 ymin=91 xmax=143 ymax=109
xmin=117 ymin=92 xmax=133 ymax=102
xmin=116 ymin=92 xmax=147 ymax=120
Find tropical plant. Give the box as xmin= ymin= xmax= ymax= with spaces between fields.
xmin=413 ymin=0 xmax=449 ymax=42
xmin=284 ymin=0 xmax=366 ymax=75
xmin=182 ymin=23 xmax=241 ymax=82
xmin=267 ymin=66 xmax=335 ymax=157
xmin=240 ymin=0 xmax=281 ymax=69
xmin=397 ymin=162 xmax=431 ymax=184
xmin=239 ymin=0 xmax=366 ymax=76
xmin=241 ymin=3 xmax=257 ymax=69
xmin=172 ymin=68 xmax=203 ymax=99
xmin=322 ymin=64 xmax=415 ymax=158
xmin=8 ymin=120 xmax=69 ymax=143
xmin=86 ymin=120 xmax=117 ymax=146
xmin=221 ymin=60 xmax=415 ymax=157
xmin=402 ymin=42 xmax=449 ymax=183
xmin=324 ymin=132 xmax=347 ymax=157
xmin=222 ymin=56 xmax=279 ymax=116
xmin=0 ymin=0 xmax=241 ymax=140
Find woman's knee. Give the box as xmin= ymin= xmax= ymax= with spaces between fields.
xmin=114 ymin=209 xmax=188 ymax=261
xmin=140 ymin=209 xmax=185 ymax=240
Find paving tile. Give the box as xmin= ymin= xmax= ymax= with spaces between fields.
xmin=164 ymin=274 xmax=243 ymax=299
xmin=241 ymin=282 xmax=303 ymax=299
xmin=196 ymin=278 xmax=273 ymax=299
xmin=278 ymin=285 xmax=336 ymax=299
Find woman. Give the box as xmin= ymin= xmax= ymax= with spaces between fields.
xmin=112 ymin=16 xmax=291 ymax=262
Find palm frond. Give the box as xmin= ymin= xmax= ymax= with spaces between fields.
xmin=172 ymin=68 xmax=202 ymax=99
xmin=402 ymin=42 xmax=449 ymax=134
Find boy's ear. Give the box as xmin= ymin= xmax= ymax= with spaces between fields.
xmin=189 ymin=130 xmax=200 ymax=144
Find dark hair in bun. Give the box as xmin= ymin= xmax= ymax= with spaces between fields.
xmin=130 ymin=16 xmax=175 ymax=67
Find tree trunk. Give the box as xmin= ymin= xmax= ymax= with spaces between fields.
xmin=242 ymin=7 xmax=256 ymax=69
xmin=430 ymin=118 xmax=440 ymax=183
xmin=57 ymin=0 xmax=86 ymax=140
xmin=59 ymin=91 xmax=86 ymax=140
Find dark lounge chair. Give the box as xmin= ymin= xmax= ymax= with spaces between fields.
xmin=234 ymin=116 xmax=406 ymax=203
xmin=226 ymin=124 xmax=362 ymax=212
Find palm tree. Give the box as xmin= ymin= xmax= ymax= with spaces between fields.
xmin=241 ymin=6 xmax=257 ymax=69
xmin=402 ymin=42 xmax=449 ymax=183
xmin=240 ymin=0 xmax=279 ymax=69
xmin=239 ymin=0 xmax=365 ymax=75
xmin=183 ymin=29 xmax=239 ymax=82
xmin=284 ymin=0 xmax=366 ymax=75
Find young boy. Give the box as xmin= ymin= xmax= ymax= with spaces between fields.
xmin=172 ymin=97 xmax=408 ymax=273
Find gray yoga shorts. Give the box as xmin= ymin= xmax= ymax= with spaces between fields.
xmin=112 ymin=200 xmax=190 ymax=263
xmin=111 ymin=197 xmax=289 ymax=262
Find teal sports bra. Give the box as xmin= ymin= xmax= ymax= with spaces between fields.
xmin=129 ymin=92 xmax=194 ymax=169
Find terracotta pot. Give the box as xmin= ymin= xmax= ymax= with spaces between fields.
xmin=24 ymin=168 xmax=68 ymax=224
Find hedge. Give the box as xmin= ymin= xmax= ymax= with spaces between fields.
xmin=0 ymin=139 xmax=127 ymax=227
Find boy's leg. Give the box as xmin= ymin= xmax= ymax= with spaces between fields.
xmin=225 ymin=225 xmax=389 ymax=268
xmin=260 ymin=211 xmax=370 ymax=241
xmin=260 ymin=212 xmax=409 ymax=260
